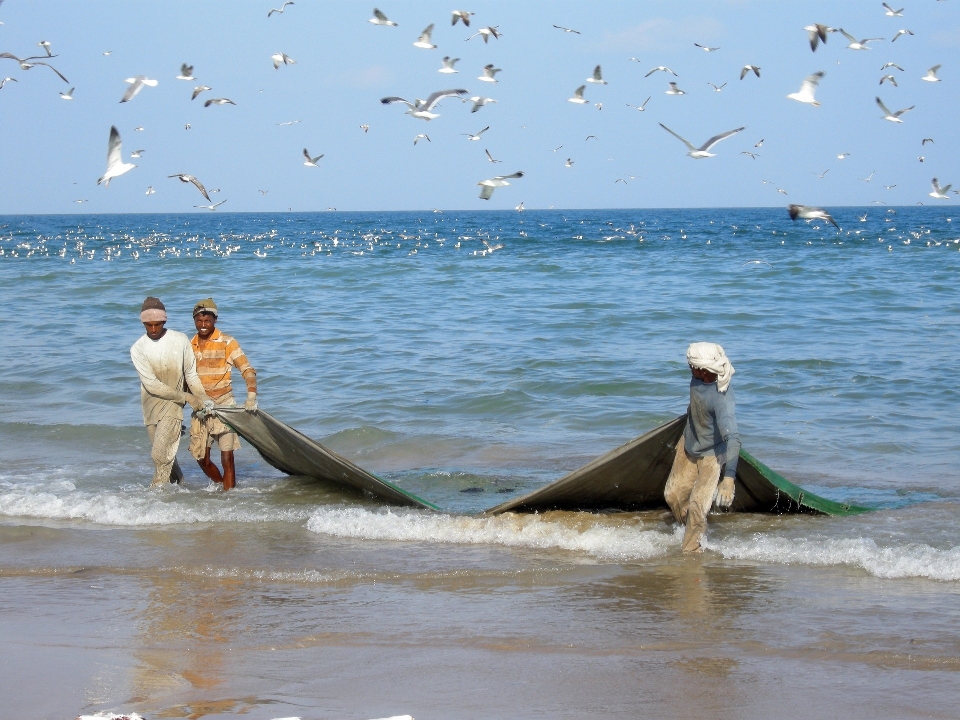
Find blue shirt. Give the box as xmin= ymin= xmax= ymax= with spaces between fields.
xmin=683 ymin=377 xmax=741 ymax=477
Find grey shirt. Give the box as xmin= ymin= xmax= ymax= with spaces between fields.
xmin=683 ymin=377 xmax=740 ymax=477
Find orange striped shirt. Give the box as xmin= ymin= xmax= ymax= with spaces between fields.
xmin=190 ymin=328 xmax=256 ymax=400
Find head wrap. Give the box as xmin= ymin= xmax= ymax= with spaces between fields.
xmin=192 ymin=297 xmax=218 ymax=318
xmin=140 ymin=296 xmax=167 ymax=323
xmin=686 ymin=342 xmax=735 ymax=393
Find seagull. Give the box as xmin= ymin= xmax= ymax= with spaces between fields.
xmin=921 ymin=64 xmax=942 ymax=82
xmin=204 ymin=97 xmax=235 ymax=106
xmin=585 ymin=135 xmax=598 ymax=141
xmin=708 ymin=82 xmax=727 ymax=92
xmin=184 ymin=123 xmax=191 ymax=130
xmin=168 ymin=173 xmax=211 ymax=201
xmin=515 ymin=201 xmax=524 ymax=212
xmin=658 ymin=123 xmax=745 ymax=158
xmin=484 ymin=148 xmax=501 ymax=163
xmin=876 ymin=96 xmax=913 ymax=122
xmin=97 ymin=126 xmax=136 ymax=187
xmin=587 ymin=65 xmax=607 ymax=84
xmin=741 ymin=151 xmax=759 ymax=159
xmin=452 ymin=10 xmax=473 ymax=26
xmin=59 ymin=86 xmax=74 ymax=100
xmin=0 ymin=77 xmax=16 ymax=89
xmin=626 ymin=96 xmax=651 ymax=111
xmin=360 ymin=124 xmax=370 ymax=132
xmin=130 ymin=149 xmax=144 ymax=158
xmin=883 ymin=3 xmax=904 ymax=16
xmin=882 ymin=62 xmax=905 ymax=71
xmin=930 ymin=178 xmax=952 ymax=199
xmin=777 ymin=188 xmax=788 ymax=195
xmin=892 ymin=29 xmax=914 ymax=42
xmin=860 ymin=170 xmax=875 ymax=182
xmin=922 ymin=138 xmax=934 ymax=145
xmin=740 ymin=65 xmax=761 ymax=79
xmin=694 ymin=43 xmax=719 ymax=51
xmin=271 ymin=52 xmax=295 ymax=69
xmin=565 ymin=158 xmax=574 ymax=167
xmin=595 ymin=102 xmax=602 ymax=110
xmin=837 ymin=152 xmax=850 ymax=159
xmin=884 ymin=184 xmax=897 ymax=189
xmin=0 ymin=53 xmax=70 ymax=82
xmin=813 ymin=168 xmax=829 ymax=178
xmin=195 ymin=199 xmax=227 ymax=210
xmin=839 ymin=30 xmax=883 ymax=49
xmin=645 ymin=66 xmax=677 ymax=77
xmin=568 ymin=85 xmax=588 ymax=103
xmin=119 ymin=75 xmax=158 ymax=102
xmin=755 ymin=139 xmax=764 ymax=147
xmin=665 ymin=82 xmax=685 ymax=95
xmin=880 ymin=74 xmax=898 ymax=86
xmin=788 ymin=204 xmax=839 ymax=228
xmin=804 ymin=23 xmax=834 ymax=51
xmin=175 ymin=63 xmax=194 ymax=80
xmin=37 ymin=40 xmax=53 ymax=56
xmin=369 ymin=8 xmax=397 ymax=26
xmin=787 ymin=70 xmax=825 ymax=105
xmin=413 ymin=24 xmax=436 ymax=49
xmin=477 ymin=171 xmax=523 ymax=199
xmin=145 ymin=186 xmax=155 ymax=195
xmin=277 ymin=119 xmax=301 ymax=126
xmin=303 ymin=148 xmax=324 ymax=166
xmin=413 ymin=133 xmax=430 ymax=144
xmin=191 ymin=85 xmax=211 ymax=100
xmin=615 ymin=177 xmax=628 ymax=184
xmin=439 ymin=56 xmax=460 ymax=73
xmin=268 ymin=1 xmax=294 ymax=17
xmin=553 ymin=25 xmax=580 ymax=34
xmin=466 ymin=26 xmax=500 ymax=43
xmin=380 ymin=88 xmax=469 ymax=120
xmin=469 ymin=95 xmax=496 ymax=112
xmin=462 ymin=126 xmax=489 ymax=140
xmin=134 ymin=126 xmax=144 ymax=131
xmin=479 ymin=63 xmax=501 ymax=82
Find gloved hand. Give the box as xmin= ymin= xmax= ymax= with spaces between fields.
xmin=715 ymin=476 xmax=736 ymax=508
xmin=244 ymin=391 xmax=258 ymax=412
xmin=184 ymin=393 xmax=206 ymax=411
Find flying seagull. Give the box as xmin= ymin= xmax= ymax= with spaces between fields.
xmin=268 ymin=2 xmax=294 ymax=17
xmin=658 ymin=123 xmax=745 ymax=158
xmin=462 ymin=126 xmax=489 ymax=140
xmin=880 ymin=74 xmax=898 ymax=86
xmin=626 ymin=96 xmax=651 ymax=111
xmin=741 ymin=151 xmax=759 ymax=159
xmin=466 ymin=26 xmax=500 ymax=43
xmin=740 ymin=64 xmax=761 ymax=79
xmin=120 ymin=75 xmax=158 ymax=102
xmin=204 ymin=97 xmax=235 ymax=106
xmin=469 ymin=95 xmax=496 ymax=112
xmin=380 ymin=88 xmax=469 ymax=120
xmin=882 ymin=61 xmax=905 ymax=71
xmin=788 ymin=204 xmax=839 ymax=228
xmin=883 ymin=3 xmax=904 ymax=16
xmin=451 ymin=10 xmax=473 ymax=26
xmin=195 ymin=199 xmax=227 ymax=210
xmin=930 ymin=178 xmax=952 ymax=199
xmin=360 ymin=124 xmax=370 ymax=132
xmin=130 ymin=149 xmax=144 ymax=158
xmin=484 ymin=148 xmax=501 ymax=163
xmin=0 ymin=77 xmax=16 ymax=89
xmin=191 ymin=85 xmax=211 ymax=100
xmin=813 ymin=168 xmax=829 ymax=178
xmin=0 ymin=52 xmax=70 ymax=83
xmin=97 ymin=126 xmax=136 ymax=187
xmin=37 ymin=40 xmax=53 ymax=57
xmin=694 ymin=42 xmax=719 ymax=51
xmin=303 ymin=148 xmax=323 ymax=166
xmin=439 ymin=56 xmax=460 ymax=73
xmin=708 ymin=82 xmax=727 ymax=92
xmin=665 ymin=82 xmax=685 ymax=95
xmin=145 ymin=186 xmax=155 ymax=195
xmin=892 ymin=29 xmax=914 ymax=42
xmin=839 ymin=30 xmax=883 ymax=50
xmin=369 ymin=8 xmax=397 ymax=26
xmin=587 ymin=65 xmax=607 ymax=84
xmin=553 ymin=25 xmax=580 ymax=34
xmin=921 ymin=65 xmax=941 ymax=82
xmin=837 ymin=152 xmax=850 ymax=159
xmin=479 ymin=63 xmax=501 ymax=82
xmin=413 ymin=24 xmax=437 ymax=49
xmin=804 ymin=23 xmax=834 ymax=52
xmin=168 ymin=173 xmax=211 ymax=201
xmin=564 ymin=158 xmax=574 ymax=167
xmin=787 ymin=70 xmax=825 ymax=105
xmin=271 ymin=52 xmax=295 ymax=69
xmin=477 ymin=171 xmax=523 ymax=199
xmin=645 ymin=66 xmax=677 ymax=77
xmin=413 ymin=133 xmax=430 ymax=145
xmin=876 ymin=96 xmax=913 ymax=122
xmin=568 ymin=84 xmax=588 ymax=103
xmin=175 ymin=63 xmax=194 ymax=80
xmin=59 ymin=86 xmax=74 ymax=100
xmin=922 ymin=138 xmax=934 ymax=145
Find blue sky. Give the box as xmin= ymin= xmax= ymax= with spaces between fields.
xmin=0 ymin=0 xmax=957 ymax=212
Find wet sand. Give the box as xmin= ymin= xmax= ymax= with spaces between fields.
xmin=4 ymin=520 xmax=959 ymax=720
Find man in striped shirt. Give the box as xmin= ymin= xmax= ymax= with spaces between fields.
xmin=188 ymin=298 xmax=257 ymax=490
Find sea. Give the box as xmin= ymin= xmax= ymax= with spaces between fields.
xmin=2 ymin=208 xmax=959 ymax=720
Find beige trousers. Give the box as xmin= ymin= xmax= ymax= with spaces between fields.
xmin=146 ymin=417 xmax=184 ymax=487
xmin=663 ymin=438 xmax=722 ymax=553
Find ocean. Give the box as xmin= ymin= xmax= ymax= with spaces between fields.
xmin=2 ymin=208 xmax=959 ymax=720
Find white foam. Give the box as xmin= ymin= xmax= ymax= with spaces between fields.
xmin=710 ymin=534 xmax=960 ymax=582
xmin=306 ymin=507 xmax=676 ymax=560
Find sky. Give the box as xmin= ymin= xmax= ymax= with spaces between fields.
xmin=0 ymin=0 xmax=958 ymax=212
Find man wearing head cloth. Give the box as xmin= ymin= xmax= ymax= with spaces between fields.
xmin=663 ymin=342 xmax=741 ymax=553
xmin=188 ymin=298 xmax=258 ymax=491
xmin=130 ymin=297 xmax=211 ymax=487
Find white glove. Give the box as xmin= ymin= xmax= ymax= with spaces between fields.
xmin=244 ymin=391 xmax=258 ymax=412
xmin=715 ymin=476 xmax=736 ymax=508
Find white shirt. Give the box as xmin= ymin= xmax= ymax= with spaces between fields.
xmin=130 ymin=329 xmax=205 ymax=426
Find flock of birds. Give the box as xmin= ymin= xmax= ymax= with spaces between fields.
xmin=0 ymin=2 xmax=953 ymax=218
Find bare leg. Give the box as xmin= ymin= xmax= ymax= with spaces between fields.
xmin=221 ymin=450 xmax=235 ymax=490
xmin=197 ymin=446 xmax=224 ymax=483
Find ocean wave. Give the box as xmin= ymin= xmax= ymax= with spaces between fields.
xmin=306 ymin=507 xmax=677 ymax=560
xmin=710 ymin=534 xmax=960 ymax=582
